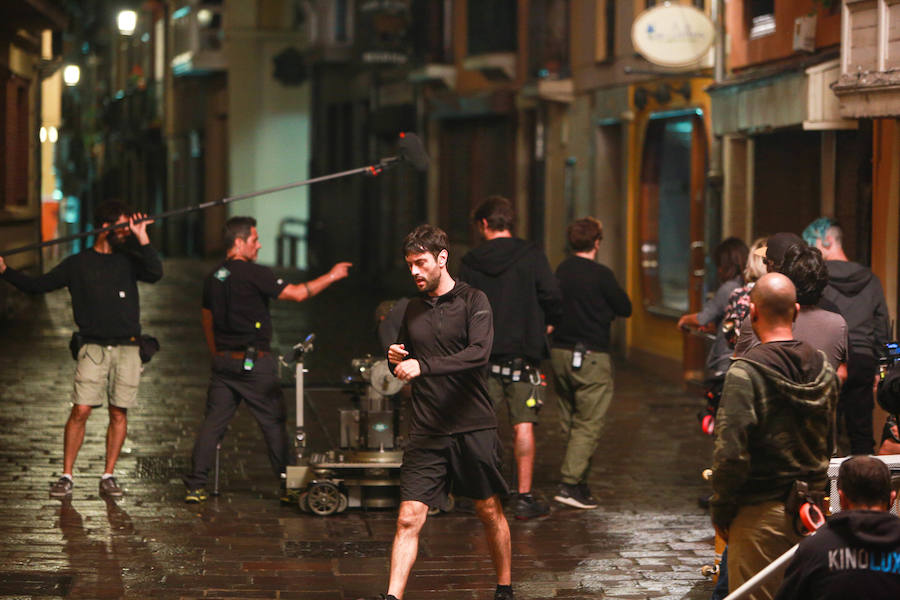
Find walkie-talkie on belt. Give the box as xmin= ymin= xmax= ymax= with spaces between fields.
xmin=243 ymin=345 xmax=257 ymax=372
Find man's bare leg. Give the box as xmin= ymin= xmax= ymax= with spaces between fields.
xmin=474 ymin=495 xmax=512 ymax=585
xmin=512 ymin=422 xmax=535 ymax=493
xmin=63 ymin=405 xmax=93 ymax=474
xmin=104 ymin=406 xmax=128 ymax=474
xmin=387 ymin=500 xmax=429 ymax=599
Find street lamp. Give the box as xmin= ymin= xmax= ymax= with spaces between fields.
xmin=63 ymin=64 xmax=81 ymax=86
xmin=117 ymin=9 xmax=137 ymax=35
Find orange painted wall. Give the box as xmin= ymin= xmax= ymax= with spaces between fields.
xmin=727 ymin=0 xmax=841 ymax=71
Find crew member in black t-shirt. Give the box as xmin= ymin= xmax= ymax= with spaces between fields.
xmin=368 ymin=225 xmax=514 ymax=600
xmin=0 ymin=200 xmax=162 ymax=499
xmin=550 ymin=217 xmax=631 ymax=510
xmin=182 ymin=216 xmax=350 ymax=504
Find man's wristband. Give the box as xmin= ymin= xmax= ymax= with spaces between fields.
xmin=303 ymin=282 xmax=313 ymax=297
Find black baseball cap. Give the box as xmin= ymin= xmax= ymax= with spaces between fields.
xmin=753 ymin=232 xmax=805 ymax=264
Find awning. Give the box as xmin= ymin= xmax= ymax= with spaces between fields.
xmin=707 ymin=54 xmax=855 ymax=135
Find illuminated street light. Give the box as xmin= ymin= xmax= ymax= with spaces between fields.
xmin=63 ymin=64 xmax=81 ymax=86
xmin=197 ymin=8 xmax=213 ymax=27
xmin=40 ymin=127 xmax=47 ymax=143
xmin=48 ymin=127 xmax=59 ymax=143
xmin=117 ymin=9 xmax=137 ymax=35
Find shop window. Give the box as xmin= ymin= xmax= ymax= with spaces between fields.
xmin=748 ymin=0 xmax=775 ymax=39
xmin=467 ymin=0 xmax=517 ymax=55
xmin=411 ymin=0 xmax=452 ymax=63
xmin=529 ymin=0 xmax=569 ymax=78
xmin=639 ymin=114 xmax=699 ymax=314
xmin=596 ymin=0 xmax=615 ymax=62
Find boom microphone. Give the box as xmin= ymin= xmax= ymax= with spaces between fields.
xmin=1 ymin=132 xmax=426 ymax=258
xmin=397 ymin=132 xmax=430 ymax=171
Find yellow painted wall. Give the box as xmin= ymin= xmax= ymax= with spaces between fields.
xmin=625 ymin=78 xmax=714 ymax=365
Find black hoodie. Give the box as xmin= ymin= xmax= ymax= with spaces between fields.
xmin=775 ymin=510 xmax=900 ymax=600
xmin=823 ymin=261 xmax=890 ymax=358
xmin=459 ymin=237 xmax=562 ymax=363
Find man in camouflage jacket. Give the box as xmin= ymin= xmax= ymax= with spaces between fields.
xmin=711 ymin=273 xmax=839 ymax=600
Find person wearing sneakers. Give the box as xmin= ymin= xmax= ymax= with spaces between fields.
xmin=0 ymin=200 xmax=162 ymax=498
xmin=459 ymin=195 xmax=563 ymax=520
xmin=368 ymin=224 xmax=514 ymax=600
xmin=549 ymin=218 xmax=631 ymax=509
xmin=182 ymin=216 xmax=351 ymax=504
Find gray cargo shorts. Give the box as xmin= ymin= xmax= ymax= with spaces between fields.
xmin=72 ymin=344 xmax=141 ymax=408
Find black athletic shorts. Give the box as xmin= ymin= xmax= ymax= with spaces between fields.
xmin=401 ymin=428 xmax=510 ymax=511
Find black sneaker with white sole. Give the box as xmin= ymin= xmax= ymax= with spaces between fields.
xmin=513 ymin=493 xmax=550 ymax=519
xmin=553 ymin=482 xmax=598 ymax=509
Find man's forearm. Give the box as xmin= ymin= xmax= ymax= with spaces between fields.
xmin=201 ymin=309 xmax=216 ymax=355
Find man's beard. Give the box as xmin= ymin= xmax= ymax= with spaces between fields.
xmin=417 ymin=269 xmax=440 ymax=294
xmin=109 ymin=231 xmax=130 ymax=247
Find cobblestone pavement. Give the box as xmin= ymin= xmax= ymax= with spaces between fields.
xmin=0 ymin=259 xmax=716 ymax=599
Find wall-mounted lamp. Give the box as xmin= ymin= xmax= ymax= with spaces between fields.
xmin=63 ymin=64 xmax=81 ymax=86
xmin=39 ymin=126 xmax=59 ymax=144
xmin=117 ymin=9 xmax=138 ymax=35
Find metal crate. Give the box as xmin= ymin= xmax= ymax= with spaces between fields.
xmin=827 ymin=455 xmax=900 ymax=514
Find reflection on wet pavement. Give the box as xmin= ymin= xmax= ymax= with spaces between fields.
xmin=0 ymin=259 xmax=715 ymax=599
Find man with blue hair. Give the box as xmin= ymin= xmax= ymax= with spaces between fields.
xmin=803 ymin=217 xmax=890 ymax=455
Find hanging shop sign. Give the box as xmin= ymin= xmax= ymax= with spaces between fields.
xmin=631 ymin=4 xmax=715 ymax=69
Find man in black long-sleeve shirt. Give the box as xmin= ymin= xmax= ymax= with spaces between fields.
xmin=459 ymin=195 xmax=563 ymax=520
xmin=550 ymin=218 xmax=631 ymax=510
xmin=372 ymin=225 xmax=514 ymax=600
xmin=0 ymin=201 xmax=162 ymax=498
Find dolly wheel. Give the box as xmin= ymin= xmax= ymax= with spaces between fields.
xmin=307 ymin=482 xmax=341 ymax=516
xmin=337 ymin=493 xmax=349 ymax=513
xmin=297 ymin=491 xmax=310 ymax=512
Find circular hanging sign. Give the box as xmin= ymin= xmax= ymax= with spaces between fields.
xmin=631 ymin=3 xmax=716 ymax=69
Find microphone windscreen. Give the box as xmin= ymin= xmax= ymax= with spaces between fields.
xmin=398 ymin=132 xmax=430 ymax=171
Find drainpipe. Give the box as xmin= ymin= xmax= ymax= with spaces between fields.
xmin=706 ymin=0 xmax=727 ymax=275
xmin=713 ymin=0 xmax=725 ymax=84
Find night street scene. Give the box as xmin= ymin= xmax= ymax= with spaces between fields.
xmin=2 ymin=1 xmax=900 ymax=600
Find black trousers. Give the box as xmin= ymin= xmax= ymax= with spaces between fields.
xmin=183 ymin=355 xmax=288 ymax=489
xmin=838 ymin=352 xmax=878 ymax=455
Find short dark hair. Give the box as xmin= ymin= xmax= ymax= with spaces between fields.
xmin=224 ymin=216 xmax=257 ymax=250
xmin=567 ymin=218 xmax=603 ymax=252
xmin=93 ymin=200 xmax=133 ymax=229
xmin=714 ymin=237 xmax=749 ymax=282
xmin=402 ymin=224 xmax=448 ymax=259
xmin=781 ymin=245 xmax=828 ymax=305
xmin=472 ymin=195 xmax=515 ymax=232
xmin=764 ymin=232 xmax=805 ymax=272
xmin=838 ymin=456 xmax=893 ymax=508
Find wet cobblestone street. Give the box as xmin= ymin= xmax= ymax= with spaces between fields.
xmin=0 ymin=259 xmax=716 ymax=599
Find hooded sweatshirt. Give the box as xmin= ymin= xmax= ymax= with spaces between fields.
xmin=823 ymin=260 xmax=890 ymax=358
xmin=775 ymin=510 xmax=900 ymax=600
xmin=711 ymin=341 xmax=839 ymax=529
xmin=459 ymin=237 xmax=562 ymax=363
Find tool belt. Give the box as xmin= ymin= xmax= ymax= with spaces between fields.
xmin=490 ymin=358 xmax=545 ymax=410
xmin=489 ymin=357 xmax=537 ymax=383
xmin=69 ymin=332 xmax=160 ymax=363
